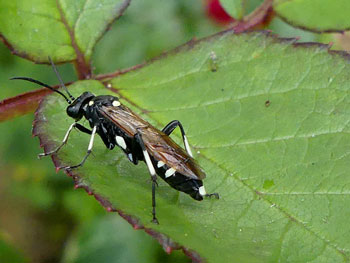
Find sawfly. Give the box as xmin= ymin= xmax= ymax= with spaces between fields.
xmin=12 ymin=59 xmax=219 ymax=223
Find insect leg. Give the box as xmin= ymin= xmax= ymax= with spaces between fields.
xmin=127 ymin=138 xmax=140 ymax=165
xmin=75 ymin=123 xmax=92 ymax=135
xmin=162 ymin=120 xmax=193 ymax=157
xmin=134 ymin=132 xmax=159 ymax=224
xmin=61 ymin=126 xmax=97 ymax=170
xmin=38 ymin=122 xmax=92 ymax=158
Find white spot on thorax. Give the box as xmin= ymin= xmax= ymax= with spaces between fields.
xmin=115 ymin=136 xmax=127 ymax=149
xmin=112 ymin=100 xmax=121 ymax=107
xmin=89 ymin=100 xmax=94 ymax=106
xmin=157 ymin=161 xmax=165 ymax=168
xmin=199 ymin=186 xmax=207 ymax=196
xmin=165 ymin=168 xmax=176 ymax=178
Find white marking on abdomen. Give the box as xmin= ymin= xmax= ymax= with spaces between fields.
xmin=165 ymin=168 xmax=176 ymax=178
xmin=199 ymin=186 xmax=207 ymax=196
xmin=115 ymin=136 xmax=127 ymax=149
xmin=157 ymin=161 xmax=165 ymax=168
xmin=112 ymin=100 xmax=121 ymax=107
xmin=143 ymin=150 xmax=155 ymax=176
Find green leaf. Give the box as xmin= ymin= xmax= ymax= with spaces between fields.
xmin=245 ymin=0 xmax=265 ymax=14
xmin=220 ymin=0 xmax=244 ymax=19
xmin=34 ymin=31 xmax=350 ymax=262
xmin=0 ymin=0 xmax=130 ymax=63
xmin=62 ymin=215 xmax=159 ymax=263
xmin=274 ymin=0 xmax=350 ymax=32
xmin=0 ymin=237 xmax=28 ymax=263
xmin=219 ymin=0 xmax=265 ymax=20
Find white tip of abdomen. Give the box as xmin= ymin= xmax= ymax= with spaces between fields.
xmin=199 ymin=186 xmax=207 ymax=196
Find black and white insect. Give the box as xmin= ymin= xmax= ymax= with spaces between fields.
xmin=13 ymin=60 xmax=219 ymax=223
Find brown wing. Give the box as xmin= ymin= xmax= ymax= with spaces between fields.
xmin=139 ymin=127 xmax=206 ymax=180
xmin=101 ymin=105 xmax=149 ymax=137
xmin=101 ymin=105 xmax=206 ymax=180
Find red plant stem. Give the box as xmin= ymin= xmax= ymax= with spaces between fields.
xmin=0 ymin=88 xmax=52 ymax=121
xmin=230 ymin=0 xmax=274 ymax=33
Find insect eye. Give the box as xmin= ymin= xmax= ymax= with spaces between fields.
xmin=66 ymin=92 xmax=95 ymax=120
xmin=66 ymin=104 xmax=82 ymax=119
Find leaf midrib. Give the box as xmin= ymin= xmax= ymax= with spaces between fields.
xmin=55 ymin=0 xmax=90 ymax=78
xmin=56 ymin=0 xmax=84 ymax=59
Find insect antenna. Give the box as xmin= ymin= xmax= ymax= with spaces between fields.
xmin=10 ymin=77 xmax=72 ymax=104
xmin=48 ymin=57 xmax=75 ymax=101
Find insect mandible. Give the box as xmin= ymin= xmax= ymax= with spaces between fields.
xmin=12 ymin=59 xmax=219 ymax=224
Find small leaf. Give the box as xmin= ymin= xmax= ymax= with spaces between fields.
xmin=245 ymin=0 xmax=265 ymax=14
xmin=229 ymin=0 xmax=273 ymax=33
xmin=0 ymin=0 xmax=130 ymax=77
xmin=219 ymin=0 xmax=244 ymax=19
xmin=35 ymin=31 xmax=350 ymax=262
xmin=274 ymin=0 xmax=350 ymax=32
xmin=218 ymin=0 xmax=266 ymax=21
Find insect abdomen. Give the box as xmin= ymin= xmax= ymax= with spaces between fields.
xmin=167 ymin=175 xmax=204 ymax=201
xmin=155 ymin=161 xmax=204 ymax=201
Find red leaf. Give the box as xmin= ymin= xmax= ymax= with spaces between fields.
xmin=205 ymin=0 xmax=235 ymax=25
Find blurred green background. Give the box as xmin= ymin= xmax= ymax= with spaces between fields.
xmin=0 ymin=1 xmax=348 ymax=262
